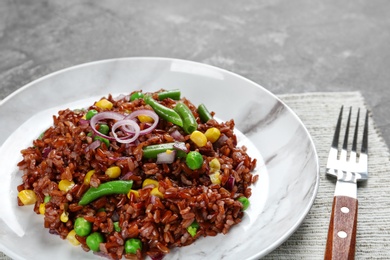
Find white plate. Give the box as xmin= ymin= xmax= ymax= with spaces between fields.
xmin=0 ymin=57 xmax=319 ymax=260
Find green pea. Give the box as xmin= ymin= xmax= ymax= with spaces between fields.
xmin=187 ymin=221 xmax=199 ymax=237
xmin=130 ymin=92 xmax=144 ymax=101
xmin=113 ymin=221 xmax=121 ymax=232
xmin=86 ymin=232 xmax=104 ymax=252
xmin=94 ymin=135 xmax=110 ymax=147
xmin=44 ymin=195 xmax=51 ymax=203
xmin=238 ymin=196 xmax=250 ymax=210
xmin=124 ymin=238 xmax=142 ymax=254
xmin=86 ymin=109 xmax=98 ymax=120
xmin=74 ymin=217 xmax=92 ymax=237
xmin=186 ymin=151 xmax=203 ymax=170
xmin=98 ymin=124 xmax=110 ymax=135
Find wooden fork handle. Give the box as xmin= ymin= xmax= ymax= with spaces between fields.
xmin=324 ymin=196 xmax=358 ymax=260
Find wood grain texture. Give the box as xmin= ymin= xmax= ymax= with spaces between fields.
xmin=325 ymin=196 xmax=358 ymax=260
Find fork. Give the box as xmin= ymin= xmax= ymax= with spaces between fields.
xmin=324 ymin=106 xmax=369 ymax=260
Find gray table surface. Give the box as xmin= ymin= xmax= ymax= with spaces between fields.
xmin=1 ymin=0 xmax=389 ymax=259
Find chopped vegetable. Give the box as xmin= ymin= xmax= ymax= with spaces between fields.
xmin=95 ymin=99 xmax=113 ymax=110
xmin=74 ymin=217 xmax=92 ymax=237
xmin=84 ymin=170 xmax=95 ymax=185
xmin=113 ymin=222 xmax=121 ymax=232
xmin=157 ymin=89 xmax=181 ymax=100
xmin=98 ymin=124 xmax=110 ymax=135
xmin=144 ymin=95 xmax=183 ymax=127
xmin=44 ymin=195 xmax=51 ymax=203
xmin=94 ymin=135 xmax=110 ymax=147
xmin=39 ymin=203 xmax=46 ymax=215
xmin=130 ymin=92 xmax=144 ymax=101
xmin=197 ymin=103 xmax=213 ymax=123
xmin=186 ymin=151 xmax=203 ymax=170
xmin=142 ymin=142 xmax=187 ymax=159
xmin=58 ymin=180 xmax=75 ymax=192
xmin=205 ymin=127 xmax=221 ymax=143
xmin=60 ymin=211 xmax=69 ymax=223
xmin=156 ymin=149 xmax=176 ymax=164
xmin=238 ymin=196 xmax=250 ymax=210
xmin=190 ymin=130 xmax=207 ymax=147
xmin=142 ymin=179 xmax=159 ymax=188
xmin=124 ymin=238 xmax=142 ymax=254
xmin=209 ymin=171 xmax=221 ymax=185
xmin=86 ymin=109 xmax=98 ymax=120
xmin=151 ymin=187 xmax=164 ymax=198
xmin=209 ymin=158 xmax=221 ymax=173
xmin=105 ymin=166 xmax=121 ymax=179
xmin=174 ymin=102 xmax=198 ymax=134
xmin=79 ymin=180 xmax=133 ymax=206
xmin=127 ymin=189 xmax=139 ymax=199
xmin=187 ymin=221 xmax=199 ymax=237
xmin=67 ymin=230 xmax=81 ymax=246
xmin=86 ymin=232 xmax=104 ymax=252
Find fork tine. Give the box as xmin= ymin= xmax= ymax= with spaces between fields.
xmin=342 ymin=107 xmax=352 ymax=152
xmin=361 ymin=110 xmax=369 ymax=154
xmin=351 ymin=108 xmax=360 ymax=153
xmin=331 ymin=106 xmax=344 ymax=149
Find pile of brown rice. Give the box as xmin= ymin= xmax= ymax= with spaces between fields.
xmin=17 ymin=90 xmax=257 ymax=260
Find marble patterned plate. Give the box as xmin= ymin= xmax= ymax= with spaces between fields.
xmin=0 ymin=57 xmax=319 ymax=260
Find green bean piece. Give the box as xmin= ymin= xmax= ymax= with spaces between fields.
xmin=79 ymin=180 xmax=133 ymax=206
xmin=142 ymin=142 xmax=187 ymax=159
xmin=185 ymin=151 xmax=203 ymax=170
xmin=130 ymin=92 xmax=144 ymax=101
xmin=187 ymin=221 xmax=199 ymax=237
xmin=74 ymin=217 xmax=92 ymax=237
xmin=197 ymin=103 xmax=213 ymax=123
xmin=238 ymin=196 xmax=250 ymax=210
xmin=86 ymin=109 xmax=98 ymax=120
xmin=174 ymin=102 xmax=198 ymax=134
xmin=98 ymin=124 xmax=110 ymax=135
xmin=157 ymin=89 xmax=181 ymax=100
xmin=113 ymin=221 xmax=121 ymax=232
xmin=144 ymin=95 xmax=183 ymax=127
xmin=124 ymin=238 xmax=142 ymax=254
xmin=44 ymin=195 xmax=51 ymax=203
xmin=86 ymin=232 xmax=104 ymax=252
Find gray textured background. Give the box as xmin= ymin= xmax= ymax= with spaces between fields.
xmin=1 ymin=1 xmax=389 ymax=146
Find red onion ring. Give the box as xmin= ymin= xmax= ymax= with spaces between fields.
xmin=89 ymin=111 xmax=125 ymax=140
xmin=111 ymin=119 xmax=140 ymax=144
xmin=124 ymin=109 xmax=159 ymax=135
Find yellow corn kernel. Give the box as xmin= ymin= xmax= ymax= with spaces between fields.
xmin=84 ymin=170 xmax=95 ymax=185
xmin=190 ymin=130 xmax=207 ymax=147
xmin=67 ymin=230 xmax=81 ymax=246
xmin=209 ymin=171 xmax=221 ymax=185
xmin=142 ymin=178 xmax=159 ymax=188
xmin=39 ymin=203 xmax=46 ymax=215
xmin=127 ymin=189 xmax=140 ymax=199
xmin=105 ymin=166 xmax=121 ymax=179
xmin=60 ymin=211 xmax=69 ymax=223
xmin=58 ymin=180 xmax=75 ymax=192
xmin=205 ymin=127 xmax=221 ymax=143
xmin=95 ymin=99 xmax=113 ymax=110
xmin=151 ymin=187 xmax=164 ymax=198
xmin=18 ymin=190 xmax=37 ymax=205
xmin=209 ymin=158 xmax=221 ymax=173
xmin=138 ymin=115 xmax=154 ymax=123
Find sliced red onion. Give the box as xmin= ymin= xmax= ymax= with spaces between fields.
xmin=42 ymin=147 xmax=52 ymax=158
xmin=111 ymin=119 xmax=140 ymax=144
xmin=79 ymin=118 xmax=90 ymax=125
xmin=120 ymin=171 xmax=134 ymax=180
xmin=225 ymin=175 xmax=235 ymax=191
xmin=170 ymin=129 xmax=185 ymax=141
xmin=124 ymin=109 xmax=159 ymax=135
xmin=89 ymin=111 xmax=125 ymax=140
xmin=235 ymin=161 xmax=244 ymax=171
xmin=173 ymin=141 xmax=188 ymax=153
xmin=156 ymin=150 xmax=176 ymax=164
xmin=213 ymin=134 xmax=228 ymax=148
xmin=88 ymin=140 xmax=101 ymax=151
